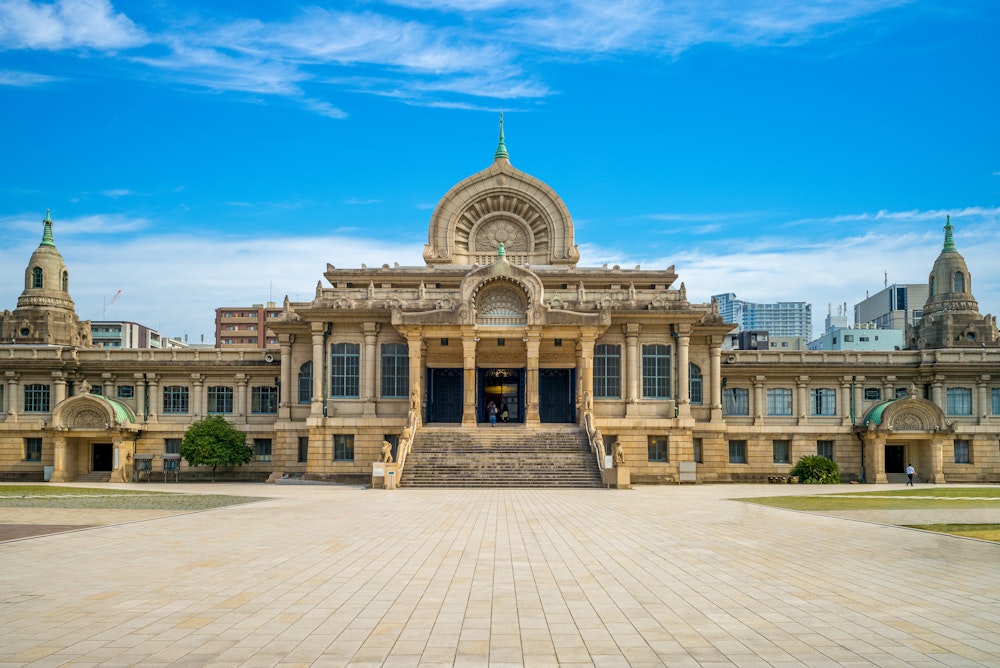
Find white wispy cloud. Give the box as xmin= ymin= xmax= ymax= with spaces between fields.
xmin=0 ymin=68 xmax=56 ymax=86
xmin=0 ymin=1 xmax=914 ymax=116
xmin=0 ymin=0 xmax=147 ymax=50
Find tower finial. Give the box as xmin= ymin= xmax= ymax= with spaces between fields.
xmin=41 ymin=209 xmax=55 ymax=247
xmin=498 ymin=242 xmax=506 ymax=257
xmin=494 ymin=112 xmax=509 ymax=161
xmin=943 ymin=214 xmax=956 ymax=253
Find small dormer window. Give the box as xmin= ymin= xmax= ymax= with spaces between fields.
xmin=32 ymin=267 xmax=43 ymax=288
xmin=61 ymin=271 xmax=68 ymax=291
xmin=953 ymin=271 xmax=965 ymax=293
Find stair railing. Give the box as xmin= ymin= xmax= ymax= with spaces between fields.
xmin=394 ymin=409 xmax=419 ymax=482
xmin=582 ymin=409 xmax=609 ymax=473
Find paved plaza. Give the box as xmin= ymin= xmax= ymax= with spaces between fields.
xmin=1 ymin=483 xmax=999 ymax=667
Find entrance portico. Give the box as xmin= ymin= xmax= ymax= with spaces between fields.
xmin=48 ymin=392 xmax=139 ymax=483
xmin=859 ymin=393 xmax=950 ymax=483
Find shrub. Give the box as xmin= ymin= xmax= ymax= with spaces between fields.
xmin=790 ymin=455 xmax=840 ymax=484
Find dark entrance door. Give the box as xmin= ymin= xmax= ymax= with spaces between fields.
xmin=539 ymin=368 xmax=575 ymax=423
xmin=479 ymin=368 xmax=523 ymax=423
xmin=427 ymin=368 xmax=463 ymax=423
xmin=92 ymin=443 xmax=113 ymax=471
xmin=885 ymin=445 xmax=906 ymax=473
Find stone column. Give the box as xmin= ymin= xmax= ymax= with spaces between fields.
xmin=929 ymin=435 xmax=946 ymax=483
xmin=709 ymin=339 xmax=723 ymax=422
xmin=52 ymin=371 xmax=66 ymax=406
xmin=146 ymin=374 xmax=159 ymax=422
xmin=407 ymin=333 xmax=424 ymax=425
xmin=362 ymin=322 xmax=379 ymax=416
xmin=797 ymin=376 xmax=809 ymax=425
xmin=525 ymin=331 xmax=541 ymax=426
xmin=852 ymin=376 xmax=865 ymax=426
xmin=883 ymin=375 xmax=896 ymax=403
xmin=191 ymin=374 xmax=204 ymax=417
xmin=840 ymin=376 xmax=853 ymax=426
xmin=278 ymin=334 xmax=293 ymax=419
xmin=866 ymin=434 xmax=888 ymax=484
xmin=5 ymin=372 xmax=18 ymax=418
xmin=236 ymin=374 xmax=248 ymax=423
xmin=102 ymin=373 xmax=114 ymax=397
xmin=930 ymin=375 xmax=944 ymax=412
xmin=311 ymin=323 xmax=326 ymax=418
xmin=577 ymin=335 xmax=595 ymax=424
xmin=50 ymin=434 xmax=70 ymax=483
xmin=752 ymin=375 xmax=765 ymax=425
xmin=134 ymin=373 xmax=146 ymax=421
xmin=677 ymin=328 xmax=691 ymax=418
xmin=461 ymin=335 xmax=478 ymax=427
xmin=623 ymin=324 xmax=640 ymax=406
xmin=977 ymin=374 xmax=990 ymax=424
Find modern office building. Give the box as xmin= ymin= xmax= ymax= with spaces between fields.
xmin=855 ymin=283 xmax=928 ymax=331
xmin=713 ymin=293 xmax=813 ymax=340
xmin=807 ymin=324 xmax=904 ymax=351
xmin=90 ymin=321 xmax=186 ymax=349
xmin=1 ymin=131 xmax=999 ymax=487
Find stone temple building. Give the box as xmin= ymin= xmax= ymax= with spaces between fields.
xmin=1 ymin=125 xmax=999 ymax=486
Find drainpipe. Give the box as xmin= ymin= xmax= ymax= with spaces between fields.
xmin=670 ymin=324 xmax=679 ymax=417
xmin=322 ymin=322 xmax=332 ymax=417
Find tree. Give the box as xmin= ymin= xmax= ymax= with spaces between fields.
xmin=180 ymin=415 xmax=253 ymax=482
xmin=790 ymin=455 xmax=840 ymax=484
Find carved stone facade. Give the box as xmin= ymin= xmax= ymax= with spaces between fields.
xmin=1 ymin=133 xmax=1000 ymax=485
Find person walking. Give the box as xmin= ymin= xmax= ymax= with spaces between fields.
xmin=906 ymin=463 xmax=916 ymax=486
xmin=487 ymin=400 xmax=498 ymax=427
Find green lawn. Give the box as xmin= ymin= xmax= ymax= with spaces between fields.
xmin=0 ymin=485 xmax=265 ymax=511
xmin=737 ymin=487 xmax=1000 ymax=511
xmin=905 ymin=524 xmax=1000 ymax=541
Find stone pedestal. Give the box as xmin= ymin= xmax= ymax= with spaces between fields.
xmin=602 ymin=466 xmax=630 ymax=489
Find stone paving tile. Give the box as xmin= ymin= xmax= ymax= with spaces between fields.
xmin=0 ymin=483 xmax=999 ymax=666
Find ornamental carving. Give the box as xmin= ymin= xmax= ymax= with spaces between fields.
xmin=66 ymin=407 xmax=105 ymax=429
xmin=474 ymin=220 xmax=529 ymax=253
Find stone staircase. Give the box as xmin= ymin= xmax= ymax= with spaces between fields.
xmin=403 ymin=426 xmax=603 ymax=488
xmin=73 ymin=471 xmax=111 ymax=483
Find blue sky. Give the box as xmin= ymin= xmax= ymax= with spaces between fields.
xmin=1 ymin=0 xmax=998 ymax=342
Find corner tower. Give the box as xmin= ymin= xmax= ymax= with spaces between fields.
xmin=423 ymin=114 xmax=581 ymax=268
xmin=1 ymin=211 xmax=91 ymax=346
xmin=907 ymin=216 xmax=998 ymax=348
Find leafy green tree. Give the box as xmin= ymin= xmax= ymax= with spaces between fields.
xmin=180 ymin=415 xmax=252 ymax=482
xmin=790 ymin=455 xmax=840 ymax=484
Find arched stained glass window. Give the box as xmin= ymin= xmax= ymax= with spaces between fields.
xmin=477 ymin=282 xmax=527 ymax=326
xmin=953 ymin=271 xmax=965 ymax=293
xmin=32 ymin=267 xmax=43 ymax=288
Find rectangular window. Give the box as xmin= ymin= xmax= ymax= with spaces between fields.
xmin=162 ymin=386 xmax=189 ymax=414
xmin=896 ymin=387 xmax=910 ymax=399
xmin=251 ymin=386 xmax=278 ymax=414
xmin=641 ymin=344 xmax=671 ymax=399
xmin=298 ymin=361 xmax=313 ymax=404
xmin=766 ymin=388 xmax=793 ymax=416
xmin=864 ymin=388 xmax=882 ymax=401
xmin=593 ymin=344 xmax=621 ymax=399
xmin=164 ymin=438 xmax=181 ymax=454
xmin=693 ymin=437 xmax=703 ymax=464
xmin=773 ymin=439 xmax=790 ymax=464
xmin=116 ymin=385 xmax=134 ymax=399
xmin=253 ymin=438 xmax=272 ymax=463
xmin=380 ymin=343 xmax=409 ymax=399
xmin=992 ymin=388 xmax=1000 ymax=415
xmin=333 ymin=434 xmax=354 ymax=462
xmin=722 ymin=388 xmax=749 ymax=416
xmin=954 ymin=439 xmax=971 ymax=464
xmin=946 ymin=387 xmax=972 ymax=415
xmin=817 ymin=440 xmax=834 ymax=460
xmin=23 ymin=384 xmax=51 ymax=412
xmin=25 ymin=437 xmax=42 ymax=462
xmin=647 ymin=436 xmax=668 ymax=462
xmin=330 ymin=342 xmax=361 ymax=398
xmin=298 ymin=436 xmax=309 ymax=463
xmin=207 ymin=385 xmax=234 ymax=413
xmin=689 ymin=365 xmax=703 ymax=405
xmin=729 ymin=439 xmax=747 ymax=464
xmin=0 ymin=384 xmax=4 ymax=412
xmin=811 ymin=388 xmax=837 ymax=416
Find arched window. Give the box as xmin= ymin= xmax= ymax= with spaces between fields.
xmin=476 ymin=282 xmax=527 ymax=326
xmin=689 ymin=363 xmax=703 ymax=405
xmin=953 ymin=271 xmax=965 ymax=293
xmin=61 ymin=271 xmax=68 ymax=291
xmin=929 ymin=276 xmax=935 ymax=297
xmin=32 ymin=267 xmax=43 ymax=288
xmin=298 ymin=361 xmax=313 ymax=404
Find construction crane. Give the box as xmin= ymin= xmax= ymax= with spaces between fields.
xmin=93 ymin=290 xmax=122 ymax=320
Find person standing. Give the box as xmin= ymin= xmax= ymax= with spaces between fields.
xmin=487 ymin=400 xmax=498 ymax=427
xmin=906 ymin=463 xmax=915 ymax=486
